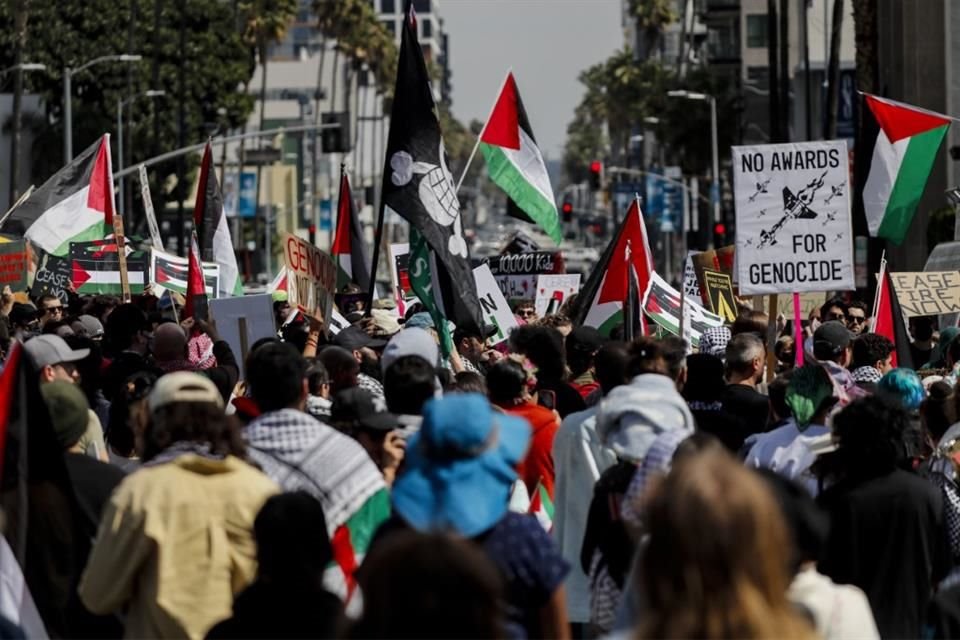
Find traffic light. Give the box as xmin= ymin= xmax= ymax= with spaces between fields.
xmin=589 ymin=160 xmax=603 ymax=190
xmin=713 ymin=222 xmax=726 ymax=245
xmin=321 ymin=112 xmax=351 ymax=153
xmin=561 ymin=200 xmax=573 ymax=222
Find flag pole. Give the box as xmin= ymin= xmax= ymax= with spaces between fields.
xmin=366 ymin=164 xmax=386 ymax=316
xmin=455 ymin=69 xmax=513 ymax=193
xmin=871 ymin=249 xmax=887 ymax=327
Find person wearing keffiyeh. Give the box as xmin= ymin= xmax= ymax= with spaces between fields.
xmin=850 ymin=333 xmax=894 ymax=393
xmin=243 ymin=342 xmax=390 ymax=600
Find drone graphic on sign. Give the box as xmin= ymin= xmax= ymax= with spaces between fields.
xmin=757 ymin=171 xmax=826 ymax=248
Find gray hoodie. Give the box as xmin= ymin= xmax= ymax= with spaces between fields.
xmin=596 ymin=373 xmax=695 ymax=463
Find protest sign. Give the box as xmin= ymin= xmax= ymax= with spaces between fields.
xmin=389 ymin=242 xmax=418 ymax=316
xmin=151 ymin=249 xmax=220 ymax=297
xmin=534 ymin=274 xmax=581 ymax=317
xmin=702 ymin=269 xmax=738 ymax=322
xmin=682 ymin=251 xmax=701 ymax=301
xmin=472 ymin=264 xmax=519 ymax=345
xmin=282 ymin=233 xmax=336 ymax=326
xmin=485 ymin=250 xmax=564 ymax=304
xmin=890 ymin=271 xmax=960 ymax=317
xmin=31 ymin=253 xmax=72 ymax=303
xmin=139 ymin=164 xmax=164 ymax=250
xmin=733 ymin=140 xmax=854 ymax=294
xmin=775 ymin=291 xmax=825 ymax=318
xmin=0 ymin=240 xmax=28 ymax=291
xmin=642 ymin=271 xmax=725 ymax=347
xmin=210 ymin=294 xmax=276 ymax=378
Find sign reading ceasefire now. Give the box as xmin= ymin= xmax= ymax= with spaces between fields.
xmin=890 ymin=271 xmax=960 ymax=317
xmin=282 ymin=233 xmax=336 ymax=329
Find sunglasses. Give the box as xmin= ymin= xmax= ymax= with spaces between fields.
xmin=846 ymin=315 xmax=866 ymax=324
xmin=517 ymin=309 xmax=536 ymax=318
xmin=44 ymin=306 xmax=63 ymax=315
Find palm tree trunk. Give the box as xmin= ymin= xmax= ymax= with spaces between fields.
xmin=823 ymin=0 xmax=844 ymax=139
xmin=254 ymin=41 xmax=269 ymax=269
xmin=9 ymin=0 xmax=28 ymax=207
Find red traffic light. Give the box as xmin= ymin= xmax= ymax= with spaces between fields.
xmin=713 ymin=223 xmax=726 ymax=236
xmin=590 ymin=160 xmax=602 ymax=173
xmin=561 ymin=202 xmax=573 ymax=214
xmin=308 ymin=224 xmax=317 ymax=234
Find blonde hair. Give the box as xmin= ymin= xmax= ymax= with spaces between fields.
xmin=637 ymin=450 xmax=815 ymax=640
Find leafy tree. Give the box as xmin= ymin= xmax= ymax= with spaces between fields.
xmin=627 ymin=0 xmax=677 ymax=59
xmin=0 ymin=0 xmax=255 ymax=214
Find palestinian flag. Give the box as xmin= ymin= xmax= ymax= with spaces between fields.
xmin=193 ymin=142 xmax=243 ymax=296
xmin=69 ymin=240 xmax=147 ymax=295
xmin=331 ymin=167 xmax=371 ymax=291
xmin=378 ymin=0 xmax=483 ymax=337
xmin=529 ymin=481 xmax=554 ymax=532
xmin=329 ymin=488 xmax=391 ymax=599
xmin=0 ymin=135 xmax=114 ymax=256
xmin=573 ymin=198 xmax=653 ymax=336
xmin=267 ymin=267 xmax=288 ymax=294
xmin=479 ymin=72 xmax=561 ymax=244
xmin=184 ymin=231 xmax=208 ymax=321
xmin=862 ymin=94 xmax=951 ymax=245
xmin=872 ymin=260 xmax=913 ymax=368
xmin=151 ymin=248 xmax=219 ymax=297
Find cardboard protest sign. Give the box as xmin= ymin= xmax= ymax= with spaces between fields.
xmin=210 ymin=294 xmax=276 ymax=378
xmin=890 ymin=271 xmax=960 ymax=317
xmin=31 ymin=253 xmax=72 ymax=303
xmin=486 ymin=250 xmax=565 ymax=304
xmin=151 ymin=249 xmax=220 ymax=298
xmin=775 ymin=291 xmax=825 ymax=318
xmin=702 ymin=269 xmax=738 ymax=322
xmin=281 ymin=233 xmax=336 ymax=326
xmin=0 ymin=240 xmax=29 ymax=292
xmin=733 ymin=140 xmax=854 ymax=294
xmin=682 ymin=252 xmax=701 ymax=301
xmin=534 ymin=274 xmax=581 ymax=317
xmin=642 ymin=271 xmax=725 ymax=347
xmin=472 ymin=264 xmax=519 ymax=345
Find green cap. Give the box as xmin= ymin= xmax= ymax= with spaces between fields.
xmin=40 ymin=381 xmax=89 ymax=449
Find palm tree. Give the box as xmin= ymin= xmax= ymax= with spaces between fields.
xmin=629 ymin=0 xmax=677 ymax=60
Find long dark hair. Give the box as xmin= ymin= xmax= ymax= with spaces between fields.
xmin=141 ymin=402 xmax=246 ymax=463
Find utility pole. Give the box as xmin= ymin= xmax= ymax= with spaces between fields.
xmin=767 ymin=0 xmax=781 ymax=142
xmin=9 ymin=0 xmax=27 ymax=207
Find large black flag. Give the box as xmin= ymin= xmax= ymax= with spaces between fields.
xmin=378 ymin=1 xmax=483 ymax=334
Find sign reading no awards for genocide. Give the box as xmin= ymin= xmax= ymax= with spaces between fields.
xmin=890 ymin=271 xmax=960 ymax=317
xmin=282 ymin=233 xmax=337 ymax=328
xmin=733 ymin=140 xmax=854 ymax=295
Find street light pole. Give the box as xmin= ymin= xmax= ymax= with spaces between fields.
xmin=63 ymin=54 xmax=142 ymax=163
xmin=117 ymin=89 xmax=164 ymax=213
xmin=709 ymin=95 xmax=720 ymax=225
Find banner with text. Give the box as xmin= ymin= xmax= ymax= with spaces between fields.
xmin=733 ymin=140 xmax=853 ymax=294
xmin=0 ymin=240 xmax=29 ymax=292
xmin=282 ymin=233 xmax=337 ymax=326
xmin=890 ymin=271 xmax=960 ymax=317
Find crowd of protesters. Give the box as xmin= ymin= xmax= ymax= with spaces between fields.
xmin=3 ymin=280 xmax=960 ymax=639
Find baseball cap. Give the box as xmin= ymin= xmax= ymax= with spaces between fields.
xmin=333 ymin=325 xmax=388 ymax=351
xmin=370 ymin=309 xmax=401 ymax=337
xmin=813 ymin=321 xmax=853 ymax=360
xmin=391 ymin=394 xmax=531 ymax=537
xmin=331 ymin=387 xmax=397 ymax=431
xmin=567 ymin=326 xmax=603 ymax=354
xmin=381 ymin=328 xmax=440 ymax=375
xmin=147 ymin=371 xmax=224 ymax=413
xmin=72 ymin=315 xmax=105 ymax=340
xmin=40 ymin=381 xmax=89 ymax=449
xmin=23 ymin=334 xmax=90 ymax=370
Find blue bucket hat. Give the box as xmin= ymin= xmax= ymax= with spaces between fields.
xmin=392 ymin=394 xmax=531 ymax=537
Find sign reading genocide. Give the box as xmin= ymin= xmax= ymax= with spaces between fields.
xmin=890 ymin=271 xmax=960 ymax=317
xmin=733 ymin=140 xmax=854 ymax=294
xmin=0 ymin=240 xmax=29 ymax=291
xmin=702 ymin=269 xmax=738 ymax=322
xmin=281 ymin=233 xmax=337 ymax=327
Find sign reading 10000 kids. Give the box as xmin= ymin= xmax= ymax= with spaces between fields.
xmin=732 ymin=140 xmax=854 ymax=295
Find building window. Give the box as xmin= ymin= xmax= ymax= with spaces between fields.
xmin=380 ymin=0 xmax=395 ymax=13
xmin=382 ymin=19 xmax=395 ymax=35
xmin=422 ymin=18 xmax=432 ymax=38
xmin=413 ymin=0 xmax=431 ymax=13
xmin=746 ymin=14 xmax=767 ymax=48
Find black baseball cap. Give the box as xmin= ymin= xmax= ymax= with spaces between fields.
xmin=333 ymin=325 xmax=388 ymax=351
xmin=567 ymin=326 xmax=603 ymax=354
xmin=9 ymin=302 xmax=38 ymax=327
xmin=813 ymin=321 xmax=853 ymax=360
xmin=331 ymin=387 xmax=397 ymax=431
